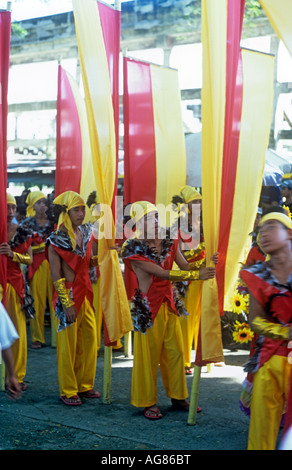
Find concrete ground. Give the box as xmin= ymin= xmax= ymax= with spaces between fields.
xmin=0 ymin=324 xmax=252 ymax=453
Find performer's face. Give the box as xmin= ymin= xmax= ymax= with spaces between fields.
xmin=68 ymin=205 xmax=86 ymax=227
xmin=258 ymin=220 xmax=292 ymax=254
xmin=34 ymin=198 xmax=47 ymax=217
xmin=7 ymin=203 xmax=16 ymax=223
xmin=142 ymin=211 xmax=160 ymax=239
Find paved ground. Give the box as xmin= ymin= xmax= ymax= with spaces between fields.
xmin=0 ymin=324 xmax=257 ymax=454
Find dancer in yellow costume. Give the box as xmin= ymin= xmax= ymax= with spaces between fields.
xmin=47 ymin=191 xmax=99 ymax=406
xmin=121 ymin=201 xmax=216 ymax=419
xmin=240 ymin=207 xmax=292 ymax=450
xmin=21 ymin=191 xmax=56 ymax=349
xmin=0 ymin=193 xmax=33 ymax=389
xmin=171 ymin=186 xmax=218 ymax=374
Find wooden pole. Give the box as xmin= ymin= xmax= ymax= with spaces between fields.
xmin=103 ymin=345 xmax=112 ymax=404
xmin=123 ymin=331 xmax=132 ymax=357
xmin=187 ymin=365 xmax=201 ymax=425
xmin=0 ymin=349 xmax=5 ymax=391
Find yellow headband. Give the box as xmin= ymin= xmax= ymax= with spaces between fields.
xmin=7 ymin=193 xmax=16 ymax=206
xmin=180 ymin=185 xmax=201 ymax=204
xmin=130 ymin=201 xmax=157 ymax=225
xmin=25 ymin=191 xmax=46 ymax=217
xmin=259 ymin=212 xmax=292 ymax=230
xmin=53 ymin=191 xmax=85 ymax=250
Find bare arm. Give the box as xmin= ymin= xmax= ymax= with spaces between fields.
xmin=175 ymin=244 xmax=217 ymax=280
xmin=48 ymin=244 xmax=63 ymax=282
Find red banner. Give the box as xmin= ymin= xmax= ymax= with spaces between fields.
xmin=55 ymin=65 xmax=82 ymax=196
xmin=0 ymin=11 xmax=11 ymax=304
xmin=123 ymin=58 xmax=156 ymax=205
xmin=194 ymin=0 xmax=245 ymax=367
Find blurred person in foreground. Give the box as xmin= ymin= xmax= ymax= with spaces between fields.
xmin=240 ymin=206 xmax=292 ymax=450
xmin=0 ymin=301 xmax=22 ymax=400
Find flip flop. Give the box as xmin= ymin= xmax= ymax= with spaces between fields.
xmin=143 ymin=405 xmax=163 ymax=420
xmin=31 ymin=341 xmax=42 ymax=350
xmin=78 ymin=389 xmax=100 ymax=398
xmin=171 ymin=399 xmax=202 ymax=413
xmin=60 ymin=395 xmax=82 ymax=406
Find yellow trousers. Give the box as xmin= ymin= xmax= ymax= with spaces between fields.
xmin=56 ymin=297 xmax=97 ymax=398
xmin=131 ymin=302 xmax=188 ymax=408
xmin=180 ymin=281 xmax=202 ymax=367
xmin=248 ymin=354 xmax=292 ymax=450
xmin=6 ymin=283 xmax=27 ymax=384
xmin=29 ymin=259 xmax=56 ymax=346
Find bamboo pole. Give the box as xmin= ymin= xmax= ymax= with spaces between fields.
xmin=187 ymin=365 xmax=201 ymax=425
xmin=103 ymin=345 xmax=112 ymax=404
xmin=123 ymin=331 xmax=132 ymax=358
xmin=0 ymin=359 xmax=5 ymax=391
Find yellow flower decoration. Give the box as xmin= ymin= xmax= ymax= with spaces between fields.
xmin=232 ymin=326 xmax=254 ymax=344
xmin=234 ymin=320 xmax=249 ymax=330
xmin=231 ymin=293 xmax=248 ymax=314
xmin=283 ymin=205 xmax=292 ymax=220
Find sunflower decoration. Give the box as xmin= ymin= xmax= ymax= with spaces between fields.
xmin=232 ymin=323 xmax=254 ymax=344
xmin=230 ymin=292 xmax=248 ymax=315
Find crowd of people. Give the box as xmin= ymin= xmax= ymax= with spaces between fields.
xmin=0 ymin=180 xmax=292 ymax=450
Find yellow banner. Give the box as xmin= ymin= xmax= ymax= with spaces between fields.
xmin=73 ymin=0 xmax=132 ymax=342
xmin=224 ymin=49 xmax=274 ymax=309
xmin=200 ymin=0 xmax=226 ymax=363
xmin=259 ymin=0 xmax=292 ymax=56
xmin=150 ymin=64 xmax=186 ymax=207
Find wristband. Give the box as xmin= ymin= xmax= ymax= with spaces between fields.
xmin=169 ymin=270 xmax=200 ymax=281
xmin=90 ymin=255 xmax=99 ymax=267
xmin=251 ymin=316 xmax=290 ymax=341
xmin=53 ymin=278 xmax=75 ymax=309
xmin=32 ymin=242 xmax=46 ymax=253
xmin=12 ymin=251 xmax=32 ymax=265
xmin=188 ymin=259 xmax=206 ymax=270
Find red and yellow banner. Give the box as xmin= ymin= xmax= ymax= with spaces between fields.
xmin=123 ymin=57 xmax=186 ymax=207
xmin=196 ymin=0 xmax=274 ymax=366
xmin=259 ymin=0 xmax=292 ymax=56
xmin=56 ymin=1 xmax=120 ymax=209
xmin=0 ymin=11 xmax=11 ymax=303
xmin=73 ymin=0 xmax=132 ymax=345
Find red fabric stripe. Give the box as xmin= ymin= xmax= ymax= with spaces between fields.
xmin=217 ymin=0 xmax=245 ymax=314
xmin=123 ymin=58 xmax=157 ymax=205
xmin=98 ymin=2 xmax=120 ymax=217
xmin=55 ymin=65 xmax=82 ymax=196
xmin=0 ymin=12 xmax=11 ymax=305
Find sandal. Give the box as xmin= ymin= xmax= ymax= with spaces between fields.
xmin=171 ymin=399 xmax=202 ymax=413
xmin=78 ymin=389 xmax=100 ymax=399
xmin=143 ymin=405 xmax=163 ymax=420
xmin=60 ymin=395 xmax=82 ymax=406
xmin=31 ymin=341 xmax=42 ymax=350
